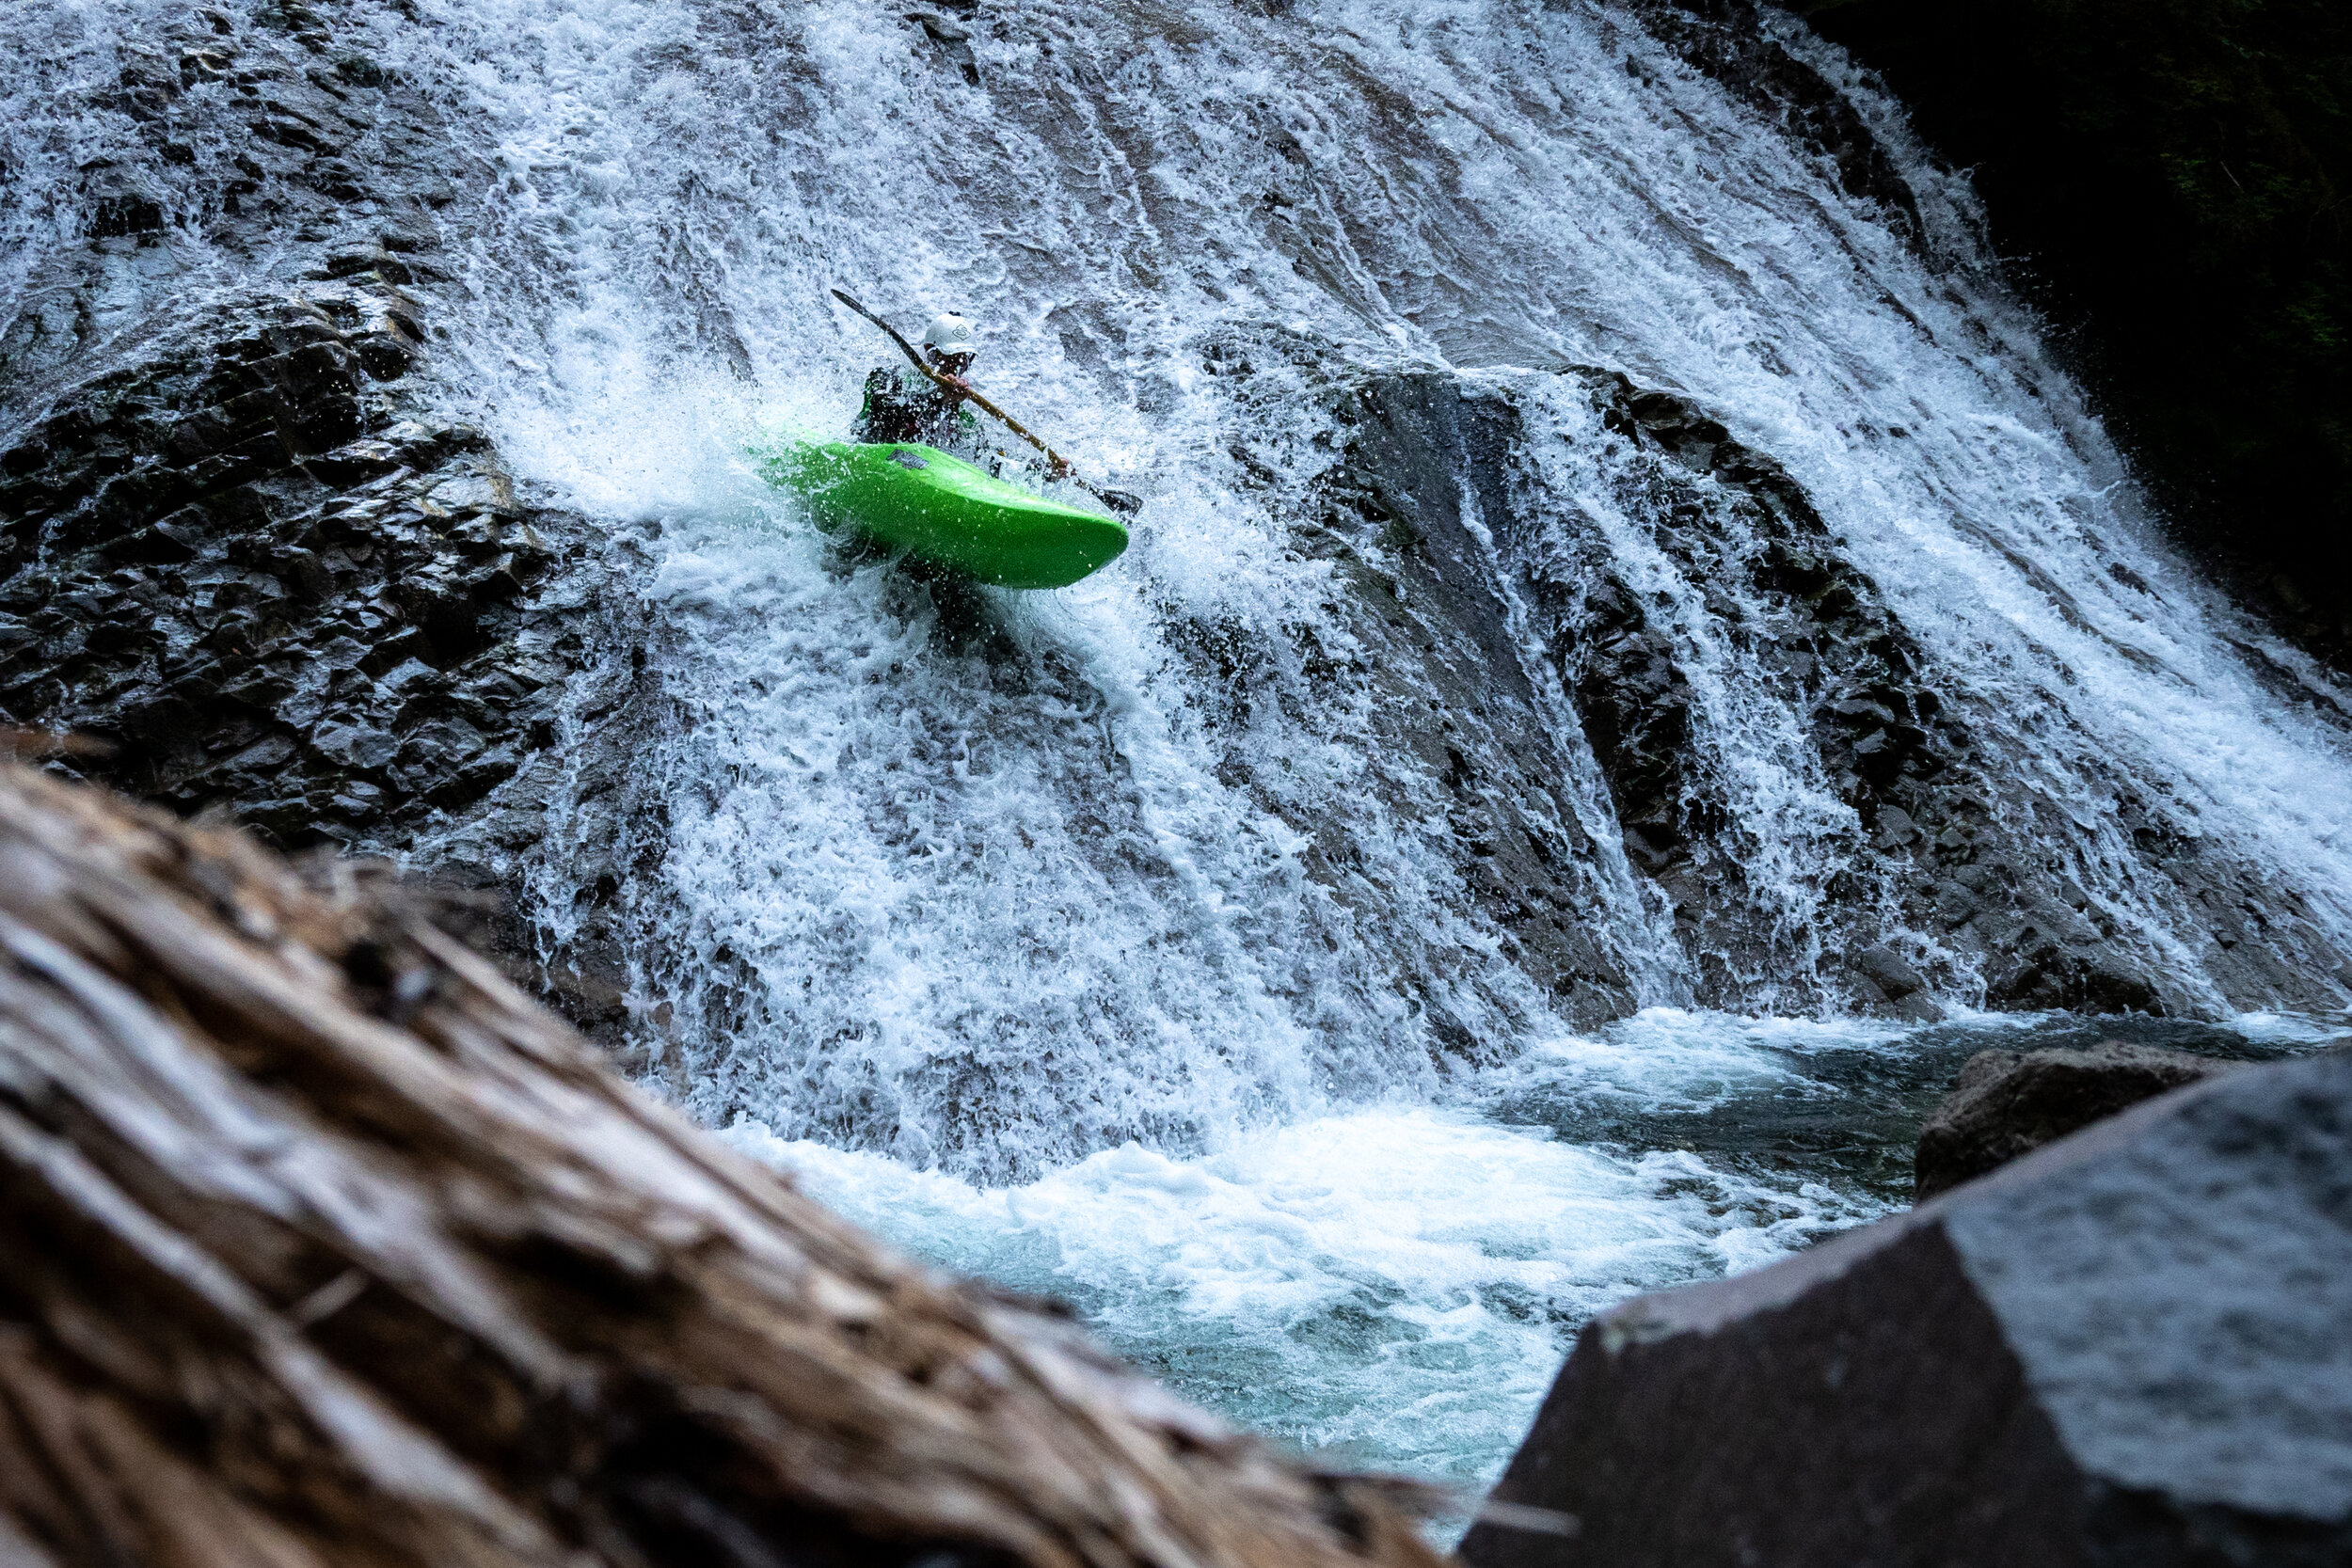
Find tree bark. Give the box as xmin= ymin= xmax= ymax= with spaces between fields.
xmin=0 ymin=763 xmax=1443 ymax=1568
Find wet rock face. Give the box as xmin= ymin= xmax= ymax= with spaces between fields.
xmin=1296 ymin=365 xmax=2349 ymax=1019
xmin=1526 ymin=375 xmax=2061 ymax=1015
xmin=0 ymin=8 xmax=644 ymax=1032
xmin=1460 ymin=1049 xmax=2352 ymax=1568
xmin=1914 ymin=1041 xmax=2239 ymax=1200
xmin=1531 ymin=377 xmax=1939 ymax=1008
xmin=3 ymin=1 xmax=2340 ymax=1056
xmin=1167 ymin=359 xmax=1646 ymax=1038
xmin=0 ymin=291 xmax=591 ymax=849
xmin=1632 ymin=0 xmax=1927 ymax=250
xmin=1604 ymin=380 xmax=2346 ymax=1016
xmin=1292 ymin=377 xmax=1646 ymax=1030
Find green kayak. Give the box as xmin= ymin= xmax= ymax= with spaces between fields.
xmin=759 ymin=438 xmax=1129 ymax=590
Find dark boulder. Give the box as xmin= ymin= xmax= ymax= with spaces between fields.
xmin=1915 ymin=1040 xmax=2239 ymax=1200
xmin=1459 ymin=1049 xmax=2352 ymax=1568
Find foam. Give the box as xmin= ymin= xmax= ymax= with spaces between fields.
xmin=724 ymin=1069 xmax=1885 ymax=1491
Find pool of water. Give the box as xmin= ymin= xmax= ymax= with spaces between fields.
xmin=725 ymin=1006 xmax=2346 ymax=1517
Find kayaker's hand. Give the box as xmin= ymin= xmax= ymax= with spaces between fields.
xmin=940 ymin=373 xmax=973 ymax=394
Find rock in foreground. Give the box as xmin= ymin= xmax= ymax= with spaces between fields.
xmin=0 ymin=763 xmax=1438 ymax=1568
xmin=1459 ymin=1049 xmax=2352 ymax=1567
xmin=1913 ymin=1039 xmax=2239 ymax=1199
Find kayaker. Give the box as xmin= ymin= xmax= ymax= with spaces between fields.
xmin=855 ymin=311 xmax=983 ymax=453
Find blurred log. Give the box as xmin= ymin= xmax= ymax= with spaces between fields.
xmin=0 ymin=764 xmax=1443 ymax=1568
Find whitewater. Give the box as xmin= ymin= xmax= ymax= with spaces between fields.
xmin=11 ymin=0 xmax=2352 ymax=1502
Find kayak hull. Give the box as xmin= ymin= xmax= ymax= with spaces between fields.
xmin=760 ymin=439 xmax=1129 ymax=590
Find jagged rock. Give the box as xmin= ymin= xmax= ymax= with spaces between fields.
xmin=0 ymin=760 xmax=1443 ymax=1568
xmin=1292 ymin=360 xmax=2348 ymax=1017
xmin=0 ymin=9 xmax=646 ymax=1037
xmin=1914 ymin=1040 xmax=2239 ymax=1199
xmin=1288 ymin=372 xmax=1647 ymax=1031
xmin=1850 ymin=942 xmax=1935 ymax=1020
xmin=1459 ymin=1048 xmax=2352 ymax=1568
xmin=1159 ymin=336 xmax=1650 ymax=1042
xmin=0 ymin=309 xmax=592 ymax=847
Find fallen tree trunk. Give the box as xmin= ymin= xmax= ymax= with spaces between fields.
xmin=0 ymin=763 xmax=1443 ymax=1568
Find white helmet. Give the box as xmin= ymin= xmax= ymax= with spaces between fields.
xmin=921 ymin=311 xmax=977 ymax=356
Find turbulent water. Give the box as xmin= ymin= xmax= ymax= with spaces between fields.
xmin=11 ymin=0 xmax=2352 ymax=1502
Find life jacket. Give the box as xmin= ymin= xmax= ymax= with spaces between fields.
xmin=854 ymin=366 xmax=978 ymax=451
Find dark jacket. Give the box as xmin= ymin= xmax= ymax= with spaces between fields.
xmin=854 ymin=366 xmax=979 ymax=451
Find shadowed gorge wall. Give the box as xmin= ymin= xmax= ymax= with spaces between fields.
xmin=1801 ymin=0 xmax=2352 ymax=664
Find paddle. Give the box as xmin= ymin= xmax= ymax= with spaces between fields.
xmin=830 ymin=289 xmax=1143 ymax=517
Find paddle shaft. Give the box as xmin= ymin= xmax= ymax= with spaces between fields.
xmin=830 ymin=289 xmax=1138 ymax=515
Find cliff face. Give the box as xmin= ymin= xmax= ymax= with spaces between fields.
xmin=1796 ymin=0 xmax=2352 ymax=665
xmin=1279 ymin=365 xmax=2349 ymax=1020
xmin=0 ymin=7 xmax=653 ymax=1033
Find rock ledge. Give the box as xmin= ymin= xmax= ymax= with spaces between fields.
xmin=1461 ymin=1048 xmax=2352 ymax=1568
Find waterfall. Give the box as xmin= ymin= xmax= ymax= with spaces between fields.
xmin=341 ymin=0 xmax=2352 ymax=1126
xmin=8 ymin=0 xmax=2350 ymax=1497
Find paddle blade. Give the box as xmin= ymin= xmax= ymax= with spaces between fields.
xmin=1100 ymin=489 xmax=1143 ymax=516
